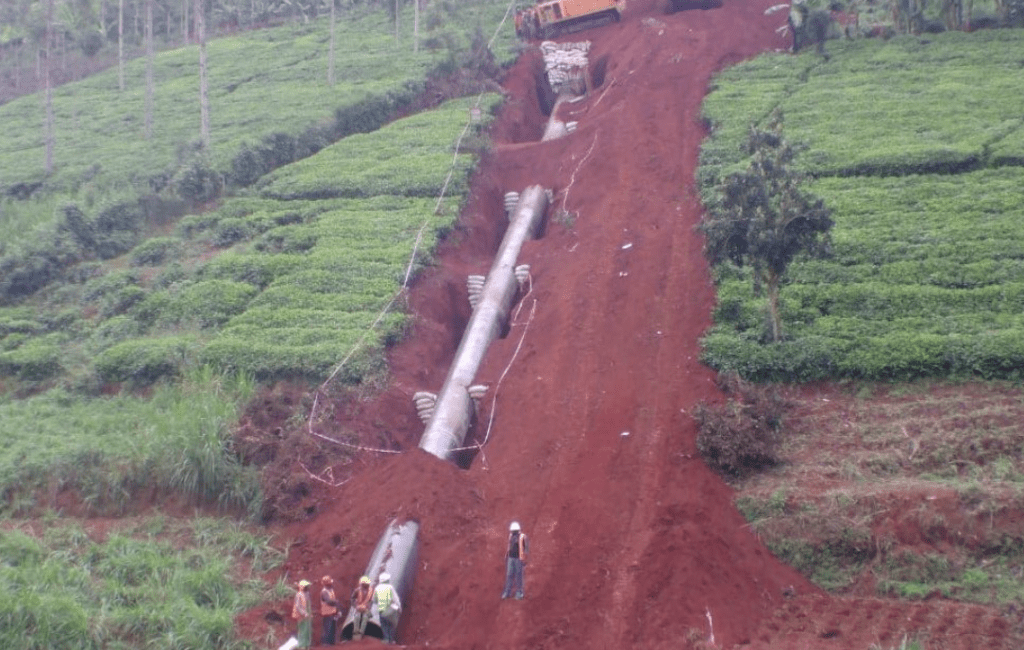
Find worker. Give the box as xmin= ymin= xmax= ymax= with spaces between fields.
xmin=350 ymin=575 xmax=374 ymax=640
xmin=320 ymin=575 xmax=340 ymax=645
xmin=374 ymin=572 xmax=402 ymax=645
xmin=501 ymin=521 xmax=529 ymax=600
xmin=292 ymin=579 xmax=313 ymax=649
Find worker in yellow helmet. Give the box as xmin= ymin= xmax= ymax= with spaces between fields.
xmin=291 ymin=579 xmax=312 ymax=648
xmin=350 ymin=575 xmax=374 ymax=640
xmin=374 ymin=572 xmax=402 ymax=645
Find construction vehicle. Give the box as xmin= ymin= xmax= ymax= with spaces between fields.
xmin=515 ymin=0 xmax=624 ymax=40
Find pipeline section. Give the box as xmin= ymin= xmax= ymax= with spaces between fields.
xmin=340 ymin=518 xmax=420 ymax=641
xmin=418 ymin=185 xmax=550 ymax=463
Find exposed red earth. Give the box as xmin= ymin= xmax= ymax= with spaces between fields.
xmin=235 ymin=1 xmax=1017 ymax=648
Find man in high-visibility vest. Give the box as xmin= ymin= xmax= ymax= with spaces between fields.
xmin=374 ymin=572 xmax=402 ymax=645
xmin=292 ymin=579 xmax=312 ymax=648
xmin=350 ymin=575 xmax=374 ymax=640
xmin=319 ymin=575 xmax=340 ymax=645
xmin=501 ymin=521 xmax=529 ymax=600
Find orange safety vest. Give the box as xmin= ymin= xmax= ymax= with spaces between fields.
xmin=321 ymin=587 xmax=338 ymax=616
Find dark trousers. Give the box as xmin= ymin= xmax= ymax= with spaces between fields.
xmin=379 ymin=609 xmax=398 ymax=644
xmin=321 ymin=615 xmax=336 ymax=645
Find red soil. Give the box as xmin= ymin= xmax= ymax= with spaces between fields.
xmin=237 ymin=1 xmax=1016 ymax=648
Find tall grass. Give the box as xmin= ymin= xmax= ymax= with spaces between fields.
xmin=0 ymin=367 xmax=257 ymax=516
xmin=0 ymin=516 xmax=282 ymax=649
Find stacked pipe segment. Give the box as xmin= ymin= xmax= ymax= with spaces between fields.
xmin=418 ymin=186 xmax=549 ymax=462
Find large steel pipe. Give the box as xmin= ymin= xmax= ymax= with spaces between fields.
xmin=418 ymin=185 xmax=549 ymax=462
xmin=340 ymin=519 xmax=420 ymax=642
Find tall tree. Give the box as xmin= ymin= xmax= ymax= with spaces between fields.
xmin=144 ymin=0 xmax=154 ymax=139
xmin=327 ymin=0 xmax=336 ymax=85
xmin=45 ymin=0 xmax=55 ymax=174
xmin=698 ymin=111 xmax=833 ymax=343
xmin=413 ymin=0 xmax=418 ymax=52
xmin=118 ymin=0 xmax=124 ymax=90
xmin=196 ymin=0 xmax=210 ymax=148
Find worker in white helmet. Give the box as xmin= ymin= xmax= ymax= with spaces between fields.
xmin=374 ymin=572 xmax=402 ymax=645
xmin=501 ymin=521 xmax=529 ymax=600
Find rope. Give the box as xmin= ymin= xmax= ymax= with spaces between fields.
xmin=475 ymin=276 xmax=536 ymax=454
xmin=560 ymin=132 xmax=599 ymax=215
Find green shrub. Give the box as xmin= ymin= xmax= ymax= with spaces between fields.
xmin=211 ymin=217 xmax=252 ymax=248
xmin=100 ymin=284 xmax=147 ymax=318
xmin=254 ymin=225 xmax=319 ymax=254
xmin=162 ymin=280 xmax=258 ymax=328
xmin=94 ymin=336 xmax=198 ymax=385
xmin=130 ymin=237 xmax=182 ymax=266
xmin=0 ymin=342 xmax=63 ymax=381
xmin=90 ymin=315 xmax=143 ymax=349
xmin=173 ymin=156 xmax=224 ymax=205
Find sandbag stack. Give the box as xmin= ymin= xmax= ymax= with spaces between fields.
xmin=541 ymin=40 xmax=591 ymax=95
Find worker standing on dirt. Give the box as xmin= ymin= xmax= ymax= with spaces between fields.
xmin=320 ymin=575 xmax=340 ymax=645
xmin=350 ymin=575 xmax=374 ymax=640
xmin=501 ymin=521 xmax=529 ymax=600
xmin=374 ymin=572 xmax=402 ymax=645
xmin=292 ymin=579 xmax=313 ymax=648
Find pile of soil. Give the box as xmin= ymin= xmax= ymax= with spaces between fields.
xmin=235 ymin=1 xmax=1018 ymax=648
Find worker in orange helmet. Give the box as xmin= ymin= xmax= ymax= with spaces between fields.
xmin=350 ymin=575 xmax=374 ymax=640
xmin=319 ymin=575 xmax=340 ymax=645
xmin=292 ymin=579 xmax=313 ymax=648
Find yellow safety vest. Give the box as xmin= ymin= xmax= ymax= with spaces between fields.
xmin=375 ymin=584 xmax=393 ymax=612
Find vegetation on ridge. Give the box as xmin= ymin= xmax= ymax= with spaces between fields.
xmin=698 ymin=30 xmax=1024 ymax=382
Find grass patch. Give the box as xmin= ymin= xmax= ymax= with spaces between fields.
xmin=734 ymin=382 xmax=1024 ymax=607
xmin=0 ymin=515 xmax=285 ymax=650
xmin=0 ymin=367 xmax=258 ymax=517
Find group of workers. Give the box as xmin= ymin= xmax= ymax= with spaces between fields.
xmin=290 ymin=572 xmax=402 ymax=647
xmin=289 ymin=521 xmax=529 ymax=648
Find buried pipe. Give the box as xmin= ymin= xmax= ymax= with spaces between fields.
xmin=542 ymin=94 xmax=572 ymax=141
xmin=340 ymin=518 xmax=420 ymax=642
xmin=418 ymin=185 xmax=549 ymax=463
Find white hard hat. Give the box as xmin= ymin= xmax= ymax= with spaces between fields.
xmin=378 ymin=572 xmax=391 ymax=583
xmin=509 ymin=521 xmax=521 ymax=532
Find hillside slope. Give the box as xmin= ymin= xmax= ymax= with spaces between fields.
xmin=243 ymin=1 xmax=1016 ymax=649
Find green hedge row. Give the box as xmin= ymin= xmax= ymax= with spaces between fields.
xmin=699 ymin=30 xmax=1024 ymax=188
xmin=701 ymin=327 xmax=1024 ymax=382
xmin=257 ymin=95 xmax=498 ymax=201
